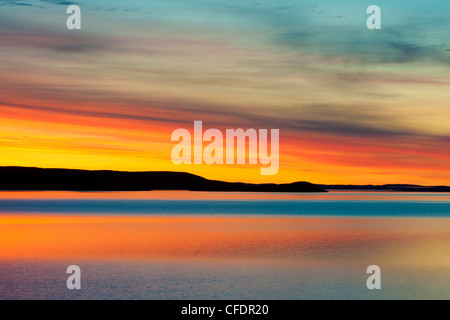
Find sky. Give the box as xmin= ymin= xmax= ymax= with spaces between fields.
xmin=1 ymin=0 xmax=450 ymax=184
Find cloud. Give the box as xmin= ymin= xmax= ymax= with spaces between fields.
xmin=1 ymin=0 xmax=449 ymax=142
xmin=0 ymin=0 xmax=80 ymax=7
xmin=0 ymin=7 xmax=111 ymax=54
xmin=285 ymin=104 xmax=407 ymax=137
xmin=141 ymin=98 xmax=418 ymax=139
xmin=0 ymin=0 xmax=33 ymax=6
xmin=0 ymin=32 xmax=111 ymax=54
xmin=40 ymin=0 xmax=80 ymax=5
xmin=276 ymin=26 xmax=450 ymax=65
xmin=0 ymin=100 xmax=187 ymax=125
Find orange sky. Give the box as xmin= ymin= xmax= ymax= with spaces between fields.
xmin=2 ymin=98 xmax=450 ymax=184
xmin=1 ymin=1 xmax=450 ymax=185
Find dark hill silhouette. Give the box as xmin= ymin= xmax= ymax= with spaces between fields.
xmin=0 ymin=166 xmax=326 ymax=192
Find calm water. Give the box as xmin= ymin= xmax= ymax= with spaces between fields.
xmin=0 ymin=191 xmax=449 ymax=300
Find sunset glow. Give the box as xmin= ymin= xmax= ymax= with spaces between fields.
xmin=1 ymin=0 xmax=450 ymax=184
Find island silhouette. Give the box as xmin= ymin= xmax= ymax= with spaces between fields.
xmin=1 ymin=166 xmax=448 ymax=192
xmin=0 ymin=166 xmax=326 ymax=192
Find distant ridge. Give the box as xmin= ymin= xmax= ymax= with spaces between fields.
xmin=319 ymin=184 xmax=450 ymax=192
xmin=0 ymin=166 xmax=326 ymax=192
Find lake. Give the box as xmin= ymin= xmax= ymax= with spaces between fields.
xmin=0 ymin=191 xmax=449 ymax=299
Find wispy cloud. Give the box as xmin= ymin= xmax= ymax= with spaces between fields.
xmin=0 ymin=0 xmax=81 ymax=7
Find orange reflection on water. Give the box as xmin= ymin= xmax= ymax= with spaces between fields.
xmin=1 ymin=190 xmax=450 ymax=201
xmin=1 ymin=215 xmax=449 ymax=268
